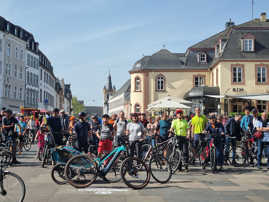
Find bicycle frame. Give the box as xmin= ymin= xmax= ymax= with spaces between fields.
xmin=96 ymin=145 xmax=126 ymax=175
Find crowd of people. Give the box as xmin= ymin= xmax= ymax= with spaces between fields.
xmin=0 ymin=106 xmax=269 ymax=173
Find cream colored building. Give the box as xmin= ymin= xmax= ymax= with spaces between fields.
xmin=129 ymin=13 xmax=269 ymax=115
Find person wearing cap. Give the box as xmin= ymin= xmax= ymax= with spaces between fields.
xmin=47 ymin=108 xmax=63 ymax=146
xmin=2 ymin=109 xmax=21 ymax=164
xmin=126 ymin=113 xmax=146 ymax=160
xmin=205 ymin=115 xmax=225 ymax=171
xmin=170 ymin=109 xmax=190 ymax=171
xmin=96 ymin=114 xmax=114 ymax=157
xmin=74 ymin=112 xmax=91 ymax=153
xmin=191 ymin=107 xmax=208 ymax=152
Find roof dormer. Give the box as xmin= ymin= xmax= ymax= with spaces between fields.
xmin=241 ymin=33 xmax=255 ymax=52
xmin=197 ymin=52 xmax=207 ymax=64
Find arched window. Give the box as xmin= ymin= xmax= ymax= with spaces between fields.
xmin=135 ymin=77 xmax=141 ymax=92
xmin=134 ymin=103 xmax=140 ymax=113
xmin=156 ymin=74 xmax=166 ymax=91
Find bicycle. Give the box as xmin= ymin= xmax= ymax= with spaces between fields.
xmin=64 ymin=142 xmax=151 ymax=189
xmin=238 ymin=131 xmax=257 ymax=167
xmin=42 ymin=131 xmax=56 ymax=168
xmin=166 ymin=136 xmax=185 ymax=174
xmin=0 ymin=157 xmax=26 ymax=202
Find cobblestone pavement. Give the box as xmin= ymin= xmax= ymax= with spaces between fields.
xmin=4 ymin=146 xmax=269 ymax=202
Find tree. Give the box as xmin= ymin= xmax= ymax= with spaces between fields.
xmin=72 ymin=96 xmax=84 ymax=116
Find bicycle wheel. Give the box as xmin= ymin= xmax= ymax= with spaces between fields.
xmin=120 ymin=157 xmax=150 ymax=189
xmin=23 ymin=137 xmax=32 ymax=152
xmin=51 ymin=164 xmax=67 ymax=185
xmin=210 ymin=147 xmax=217 ymax=171
xmin=150 ymin=154 xmax=172 ymax=184
xmin=168 ymin=149 xmax=181 ymax=174
xmin=42 ymin=145 xmax=50 ymax=168
xmin=64 ymin=154 xmax=97 ymax=188
xmin=0 ymin=171 xmax=26 ymax=202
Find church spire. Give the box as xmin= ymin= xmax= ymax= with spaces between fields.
xmin=107 ymin=71 xmax=113 ymax=91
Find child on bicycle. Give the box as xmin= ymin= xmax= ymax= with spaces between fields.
xmin=35 ymin=126 xmax=46 ymax=160
xmin=205 ymin=115 xmax=225 ymax=172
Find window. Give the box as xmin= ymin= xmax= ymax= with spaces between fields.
xmin=14 ymin=86 xmax=17 ymax=99
xmin=257 ymin=101 xmax=267 ymax=112
xmin=27 ymin=54 xmax=30 ymax=66
xmin=30 ymin=72 xmax=33 ymax=85
xmin=7 ymin=85 xmax=11 ymax=98
xmin=243 ymin=39 xmax=254 ymax=52
xmin=30 ymin=56 xmax=33 ymax=67
xmin=232 ymin=104 xmax=242 ymax=113
xmin=40 ymin=89 xmax=42 ymax=103
xmin=6 ymin=64 xmax=11 ymax=76
xmin=6 ymin=23 xmax=10 ymax=32
xmin=7 ymin=43 xmax=10 ymax=57
xmin=15 ymin=47 xmax=18 ymax=58
xmin=156 ymin=74 xmax=165 ymax=91
xmin=256 ymin=66 xmax=267 ymax=84
xmin=19 ymin=66 xmax=23 ymax=79
xmin=19 ymin=88 xmax=22 ymax=100
xmin=14 ymin=64 xmax=17 ymax=78
xmin=40 ymin=69 xmax=42 ymax=80
xmin=232 ymin=66 xmax=243 ymax=83
xmin=20 ymin=30 xmax=23 ymax=39
xmin=27 ymin=71 xmax=29 ymax=84
xmin=216 ymin=68 xmax=219 ymax=86
xmin=134 ymin=104 xmax=140 ymax=113
xmin=20 ymin=50 xmax=23 ymax=60
xmin=193 ymin=75 xmax=205 ymax=87
xmin=135 ymin=77 xmax=141 ymax=91
xmin=198 ymin=53 xmax=207 ymax=63
xmin=0 ymin=61 xmax=2 ymax=75
xmin=15 ymin=28 xmax=18 ymax=36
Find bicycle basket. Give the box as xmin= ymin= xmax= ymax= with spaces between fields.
xmin=52 ymin=146 xmax=80 ymax=164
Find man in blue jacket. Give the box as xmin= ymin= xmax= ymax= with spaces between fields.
xmin=240 ymin=107 xmax=253 ymax=134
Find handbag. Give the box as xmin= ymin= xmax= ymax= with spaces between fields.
xmin=253 ymin=131 xmax=263 ymax=139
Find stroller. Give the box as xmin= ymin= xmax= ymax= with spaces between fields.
xmin=51 ymin=146 xmax=81 ymax=185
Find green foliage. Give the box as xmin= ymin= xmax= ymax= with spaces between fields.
xmin=72 ymin=96 xmax=84 ymax=116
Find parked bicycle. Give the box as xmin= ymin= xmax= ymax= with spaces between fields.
xmin=64 ymin=141 xmax=150 ymax=189
xmin=0 ymin=157 xmax=26 ymax=202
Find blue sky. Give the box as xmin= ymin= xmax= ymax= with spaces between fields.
xmin=1 ymin=0 xmax=268 ymax=106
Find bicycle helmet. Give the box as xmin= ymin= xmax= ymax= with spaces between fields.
xmin=78 ymin=112 xmax=87 ymax=117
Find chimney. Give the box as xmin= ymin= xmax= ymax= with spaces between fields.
xmin=260 ymin=12 xmax=267 ymax=22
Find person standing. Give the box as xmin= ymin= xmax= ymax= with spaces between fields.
xmin=97 ymin=114 xmax=114 ymax=157
xmin=126 ymin=113 xmax=145 ymax=160
xmin=74 ymin=112 xmax=91 ymax=153
xmin=16 ymin=116 xmax=27 ymax=155
xmin=158 ymin=113 xmax=171 ymax=142
xmin=170 ymin=109 xmax=190 ymax=171
xmin=205 ymin=116 xmax=225 ymax=172
xmin=191 ymin=107 xmax=208 ymax=151
xmin=224 ymin=114 xmax=242 ymax=166
xmin=27 ymin=116 xmax=37 ymax=143
xmin=113 ymin=111 xmax=128 ymax=147
xmin=257 ymin=111 xmax=269 ymax=169
xmin=2 ymin=109 xmax=21 ymax=164
xmin=60 ymin=110 xmax=69 ymax=142
xmin=47 ymin=108 xmax=63 ymax=146
xmin=240 ymin=107 xmax=253 ymax=136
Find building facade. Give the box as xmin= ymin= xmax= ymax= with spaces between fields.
xmin=129 ymin=13 xmax=269 ymax=114
xmin=0 ymin=17 xmax=27 ymax=113
xmin=25 ymin=41 xmax=39 ymax=108
xmin=38 ymin=51 xmax=56 ymax=112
